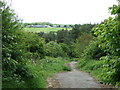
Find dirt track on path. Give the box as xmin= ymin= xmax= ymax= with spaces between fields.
xmin=47 ymin=61 xmax=114 ymax=88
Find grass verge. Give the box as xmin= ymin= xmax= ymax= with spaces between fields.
xmin=34 ymin=56 xmax=71 ymax=88
xmin=2 ymin=57 xmax=70 ymax=88
xmin=77 ymin=59 xmax=104 ymax=80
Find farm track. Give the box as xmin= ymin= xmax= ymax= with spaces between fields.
xmin=47 ymin=61 xmax=115 ymax=89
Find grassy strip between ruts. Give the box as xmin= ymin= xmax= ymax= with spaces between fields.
xmin=23 ymin=27 xmax=72 ymax=33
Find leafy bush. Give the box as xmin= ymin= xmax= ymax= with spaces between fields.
xmin=23 ymin=32 xmax=45 ymax=62
xmin=79 ymin=4 xmax=120 ymax=86
xmin=59 ymin=43 xmax=70 ymax=57
xmin=82 ymin=40 xmax=106 ymax=60
xmin=2 ymin=1 xmax=25 ymax=88
xmin=63 ymin=66 xmax=71 ymax=71
xmin=45 ymin=41 xmax=64 ymax=57
xmin=90 ymin=4 xmax=120 ymax=86
xmin=2 ymin=1 xmax=45 ymax=88
xmin=77 ymin=59 xmax=105 ymax=78
xmin=75 ymin=33 xmax=93 ymax=58
xmin=99 ymin=56 xmax=120 ymax=86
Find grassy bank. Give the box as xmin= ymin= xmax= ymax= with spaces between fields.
xmin=23 ymin=27 xmax=72 ymax=33
xmin=3 ymin=57 xmax=71 ymax=88
xmin=77 ymin=59 xmax=120 ymax=87
xmin=28 ymin=57 xmax=71 ymax=88
xmin=35 ymin=57 xmax=71 ymax=88
xmin=77 ymin=59 xmax=104 ymax=81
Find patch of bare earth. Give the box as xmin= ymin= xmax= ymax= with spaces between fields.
xmin=47 ymin=76 xmax=61 ymax=88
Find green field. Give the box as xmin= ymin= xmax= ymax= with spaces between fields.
xmin=23 ymin=27 xmax=72 ymax=33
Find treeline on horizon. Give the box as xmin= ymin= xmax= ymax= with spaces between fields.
xmin=2 ymin=0 xmax=120 ymax=88
xmin=23 ymin=22 xmax=73 ymax=28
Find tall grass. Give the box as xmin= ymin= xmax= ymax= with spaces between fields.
xmin=36 ymin=57 xmax=71 ymax=87
xmin=77 ymin=59 xmax=105 ymax=79
xmin=3 ymin=57 xmax=70 ymax=88
xmin=27 ymin=57 xmax=70 ymax=88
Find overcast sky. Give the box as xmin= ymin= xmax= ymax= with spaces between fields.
xmin=4 ymin=0 xmax=118 ymax=24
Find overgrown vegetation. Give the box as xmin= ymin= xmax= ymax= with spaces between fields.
xmin=2 ymin=0 xmax=120 ymax=88
xmin=77 ymin=59 xmax=104 ymax=78
xmin=78 ymin=1 xmax=120 ymax=87
xmin=1 ymin=1 xmax=69 ymax=88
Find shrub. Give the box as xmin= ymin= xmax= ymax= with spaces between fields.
xmin=59 ymin=43 xmax=70 ymax=57
xmin=63 ymin=66 xmax=71 ymax=71
xmin=2 ymin=1 xmax=45 ymax=88
xmin=75 ymin=33 xmax=93 ymax=58
xmin=45 ymin=41 xmax=64 ymax=57
xmin=91 ymin=4 xmax=120 ymax=86
xmin=82 ymin=40 xmax=106 ymax=60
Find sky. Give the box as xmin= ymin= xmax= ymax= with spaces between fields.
xmin=4 ymin=0 xmax=118 ymax=24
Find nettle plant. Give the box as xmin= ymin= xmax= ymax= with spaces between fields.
xmin=92 ymin=3 xmax=120 ymax=86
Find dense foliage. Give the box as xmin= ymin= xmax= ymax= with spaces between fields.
xmin=45 ymin=41 xmax=64 ymax=57
xmin=80 ymin=3 xmax=120 ymax=86
xmin=2 ymin=0 xmax=120 ymax=88
xmin=82 ymin=40 xmax=106 ymax=59
xmin=93 ymin=5 xmax=120 ymax=86
xmin=74 ymin=33 xmax=93 ymax=58
xmin=1 ymin=1 xmax=72 ymax=88
xmin=2 ymin=1 xmax=46 ymax=88
xmin=37 ymin=24 xmax=95 ymax=58
xmin=37 ymin=24 xmax=94 ymax=43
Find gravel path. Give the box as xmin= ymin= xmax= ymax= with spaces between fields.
xmin=47 ymin=61 xmax=114 ymax=88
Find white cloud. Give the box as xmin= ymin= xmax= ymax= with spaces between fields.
xmin=9 ymin=0 xmax=118 ymax=24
